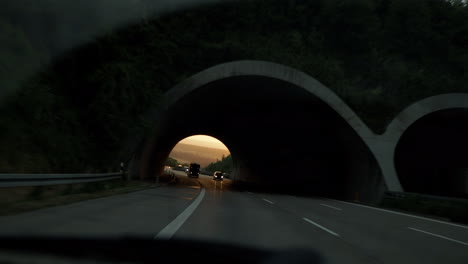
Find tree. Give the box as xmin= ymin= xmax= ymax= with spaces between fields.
xmin=165 ymin=157 xmax=178 ymax=167
xmin=204 ymin=155 xmax=233 ymax=174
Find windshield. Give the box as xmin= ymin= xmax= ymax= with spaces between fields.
xmin=1 ymin=1 xmax=468 ymax=263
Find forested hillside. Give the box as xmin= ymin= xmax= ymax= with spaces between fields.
xmin=1 ymin=0 xmax=467 ymax=173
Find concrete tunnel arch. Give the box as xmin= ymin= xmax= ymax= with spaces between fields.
xmin=385 ymin=93 xmax=468 ymax=197
xmin=134 ymin=60 xmax=392 ymax=202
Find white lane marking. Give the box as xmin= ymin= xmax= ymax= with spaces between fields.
xmin=408 ymin=227 xmax=468 ymax=246
xmin=303 ymin=217 xmax=340 ymax=237
xmin=262 ymin=198 xmax=274 ymax=204
xmin=246 ymin=191 xmax=253 ymax=194
xmin=320 ymin=204 xmax=342 ymax=211
xmin=326 ymin=198 xmax=468 ymax=230
xmin=288 ymin=195 xmax=296 ymax=198
xmin=154 ymin=188 xmax=206 ymax=240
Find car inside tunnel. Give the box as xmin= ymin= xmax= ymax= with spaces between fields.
xmin=144 ymin=76 xmax=385 ymax=202
xmin=394 ymin=108 xmax=468 ymax=198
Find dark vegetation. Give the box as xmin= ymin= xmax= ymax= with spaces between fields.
xmin=1 ymin=0 xmax=467 ymax=173
xmin=204 ymin=155 xmax=234 ymax=175
xmin=165 ymin=157 xmax=179 ymax=167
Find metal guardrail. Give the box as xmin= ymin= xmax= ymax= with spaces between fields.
xmin=0 ymin=173 xmax=124 ymax=187
xmin=385 ymin=191 xmax=468 ymax=203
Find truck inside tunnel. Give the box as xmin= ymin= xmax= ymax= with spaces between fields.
xmin=394 ymin=108 xmax=468 ymax=198
xmin=143 ymin=75 xmax=385 ymax=203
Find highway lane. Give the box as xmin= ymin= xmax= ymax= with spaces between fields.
xmin=174 ymin=176 xmax=378 ymax=263
xmin=172 ymin=175 xmax=468 ymax=264
xmin=253 ymin=191 xmax=468 ymax=264
xmin=0 ymin=172 xmax=467 ymax=264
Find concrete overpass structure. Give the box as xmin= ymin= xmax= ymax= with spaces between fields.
xmin=130 ymin=60 xmax=468 ymax=203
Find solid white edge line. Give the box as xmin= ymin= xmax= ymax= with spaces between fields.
xmin=303 ymin=217 xmax=340 ymax=237
xmin=262 ymin=198 xmax=274 ymax=204
xmin=320 ymin=204 xmax=342 ymax=211
xmin=154 ymin=188 xmax=206 ymax=240
xmin=325 ymin=198 xmax=468 ymax=230
xmin=408 ymin=227 xmax=468 ymax=246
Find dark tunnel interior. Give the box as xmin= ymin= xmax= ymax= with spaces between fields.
xmin=146 ymin=76 xmax=385 ymax=202
xmin=394 ymin=108 xmax=468 ymax=198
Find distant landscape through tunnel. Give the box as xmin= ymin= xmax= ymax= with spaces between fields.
xmin=168 ymin=135 xmax=231 ymax=168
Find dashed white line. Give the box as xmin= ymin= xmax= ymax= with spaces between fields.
xmin=326 ymin=198 xmax=468 ymax=230
xmin=408 ymin=227 xmax=468 ymax=246
xmin=246 ymin=191 xmax=254 ymax=194
xmin=320 ymin=204 xmax=342 ymax=211
xmin=262 ymin=198 xmax=274 ymax=204
xmin=303 ymin=217 xmax=340 ymax=237
xmin=154 ymin=188 xmax=206 ymax=240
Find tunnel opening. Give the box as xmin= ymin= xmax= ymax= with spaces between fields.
xmin=165 ymin=135 xmax=232 ymax=175
xmin=394 ymin=108 xmax=468 ymax=198
xmin=144 ymin=74 xmax=384 ymax=202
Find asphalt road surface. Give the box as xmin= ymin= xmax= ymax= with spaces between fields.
xmin=0 ymin=172 xmax=467 ymax=264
